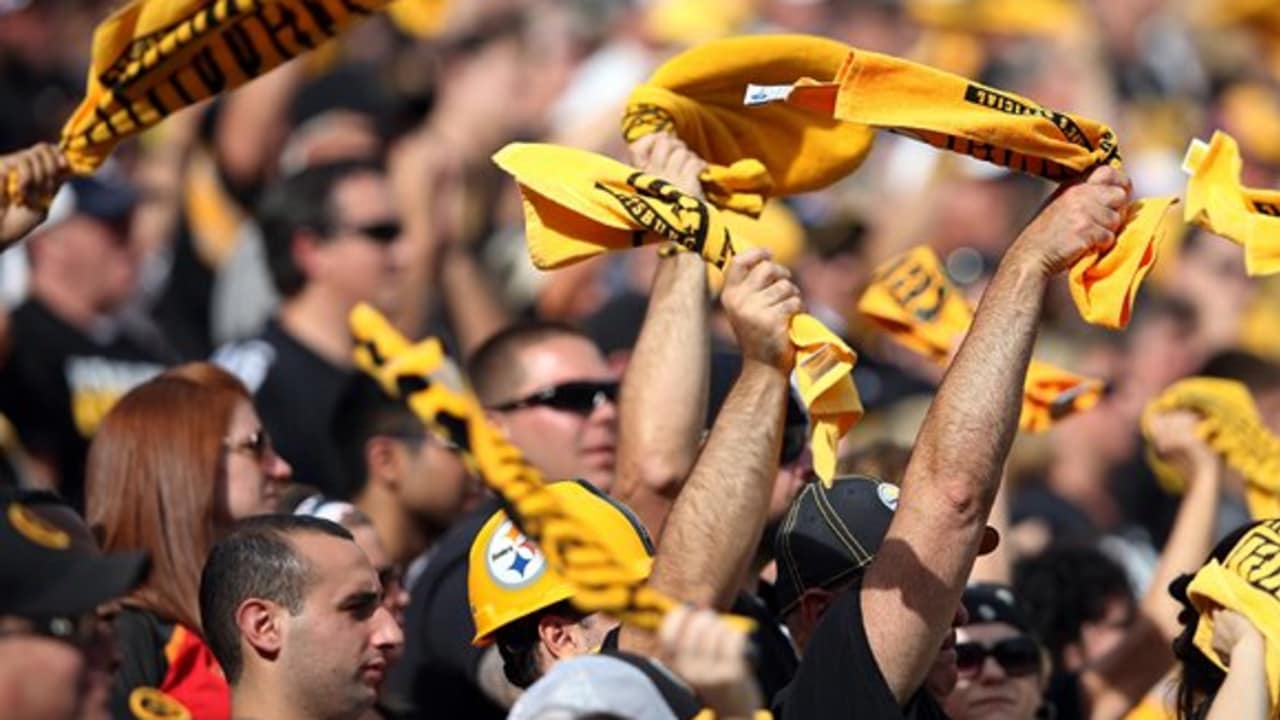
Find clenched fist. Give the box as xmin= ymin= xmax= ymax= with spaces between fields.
xmin=722 ymin=248 xmax=803 ymax=370
xmin=629 ymin=133 xmax=708 ymax=200
xmin=1 ymin=143 xmax=70 ymax=250
xmin=1009 ymin=165 xmax=1131 ymax=277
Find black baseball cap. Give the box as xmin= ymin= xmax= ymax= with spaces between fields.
xmin=0 ymin=491 xmax=148 ymax=617
xmin=774 ymin=475 xmax=999 ymax=616
xmin=962 ymin=583 xmax=1035 ymax=636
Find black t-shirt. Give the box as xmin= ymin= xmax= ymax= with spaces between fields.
xmin=774 ymin=576 xmax=949 ymax=719
xmin=215 ymin=318 xmax=350 ymax=495
xmin=385 ymin=497 xmax=507 ymax=720
xmin=0 ymin=300 xmax=166 ymax=510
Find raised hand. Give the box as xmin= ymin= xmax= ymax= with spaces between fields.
xmin=0 ymin=143 xmax=70 ymax=250
xmin=629 ymin=133 xmax=709 ymax=200
xmin=658 ymin=605 xmax=762 ymax=719
xmin=1008 ymin=165 xmax=1132 ymax=277
xmin=721 ymin=248 xmax=803 ymax=371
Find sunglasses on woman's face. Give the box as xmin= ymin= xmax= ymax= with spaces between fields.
xmin=954 ymin=636 xmax=1041 ymax=679
xmin=489 ymin=381 xmax=620 ymax=415
xmin=223 ymin=429 xmax=275 ymax=463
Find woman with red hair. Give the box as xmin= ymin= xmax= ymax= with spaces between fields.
xmin=86 ymin=362 xmax=291 ymax=720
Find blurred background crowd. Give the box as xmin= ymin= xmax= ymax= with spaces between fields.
xmin=1 ymin=0 xmax=1279 ymax=718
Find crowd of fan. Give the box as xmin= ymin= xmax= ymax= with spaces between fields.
xmin=1 ymin=1 xmax=1279 ymax=719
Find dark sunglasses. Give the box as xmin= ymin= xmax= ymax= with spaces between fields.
xmin=224 ymin=429 xmax=275 ymax=462
xmin=955 ymin=636 xmax=1041 ymax=678
xmin=335 ymin=220 xmax=402 ymax=245
xmin=490 ymin=381 xmax=619 ymax=415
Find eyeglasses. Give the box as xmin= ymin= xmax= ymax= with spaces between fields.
xmin=334 ymin=220 xmax=402 ymax=245
xmin=0 ymin=612 xmax=100 ymax=650
xmin=489 ymin=381 xmax=619 ymax=415
xmin=224 ymin=429 xmax=275 ymax=463
xmin=955 ymin=636 xmax=1041 ymax=679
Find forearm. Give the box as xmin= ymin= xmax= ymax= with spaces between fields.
xmin=215 ymin=60 xmax=304 ymax=188
xmin=614 ymin=251 xmax=710 ymax=538
xmin=647 ymin=361 xmax=787 ymax=609
xmin=438 ymin=248 xmax=512 ymax=358
xmin=1206 ymin=638 xmax=1268 ymax=720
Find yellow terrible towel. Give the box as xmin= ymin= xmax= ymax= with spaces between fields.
xmin=1183 ymin=131 xmax=1280 ymax=277
xmin=748 ymin=46 xmax=1178 ymax=330
xmin=858 ymin=246 xmax=1104 ymax=431
xmin=350 ymin=304 xmax=755 ymax=633
xmin=492 ymin=142 xmax=862 ymax=485
xmin=58 ymin=0 xmax=388 ymax=175
xmin=1186 ymin=519 xmax=1280 ymax=710
xmin=622 ymin=35 xmax=874 ymax=217
xmin=1142 ymin=377 xmax=1280 ymax=519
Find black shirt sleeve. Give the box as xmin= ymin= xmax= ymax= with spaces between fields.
xmin=110 ymin=610 xmax=167 ymax=720
xmin=775 ymin=578 xmax=948 ymax=720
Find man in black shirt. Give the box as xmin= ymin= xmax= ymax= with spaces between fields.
xmin=772 ymin=166 xmax=1134 ymax=718
xmin=0 ymin=176 xmax=171 ymax=509
xmin=216 ymin=159 xmax=408 ymax=495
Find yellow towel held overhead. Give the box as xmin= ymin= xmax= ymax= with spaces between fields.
xmin=622 ymin=35 xmax=874 ymax=217
xmin=58 ymin=0 xmax=389 ymax=175
xmin=858 ymin=246 xmax=1104 ymax=431
xmin=746 ymin=45 xmax=1178 ymax=329
xmin=492 ymin=142 xmax=862 ymax=484
xmin=1183 ymin=131 xmax=1280 ymax=277
xmin=1187 ymin=519 xmax=1280 ymax=712
xmin=1141 ymin=377 xmax=1280 ymax=519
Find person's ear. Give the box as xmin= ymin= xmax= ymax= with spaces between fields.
xmin=291 ymin=230 xmax=326 ymax=281
xmin=236 ymin=598 xmax=285 ymax=663
xmin=536 ymin=614 xmax=583 ymax=660
xmin=365 ymin=436 xmax=405 ymax=492
xmin=799 ymin=587 xmax=836 ymax=629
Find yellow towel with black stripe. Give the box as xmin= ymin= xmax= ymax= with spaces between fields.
xmin=492 ymin=142 xmax=862 ymax=486
xmin=350 ymin=304 xmax=756 ymax=634
xmin=621 ymin=35 xmax=874 ymax=217
xmin=1141 ymin=377 xmax=1280 ymax=519
xmin=58 ymin=0 xmax=390 ymax=175
xmin=1186 ymin=519 xmax=1280 ymax=711
xmin=745 ymin=44 xmax=1179 ymax=329
xmin=858 ymin=246 xmax=1104 ymax=431
xmin=1182 ymin=131 xmax=1280 ymax=276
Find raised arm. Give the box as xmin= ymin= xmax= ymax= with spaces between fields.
xmin=621 ymin=247 xmax=800 ymax=655
xmin=863 ymin=167 xmax=1131 ymax=704
xmin=613 ymin=133 xmax=711 ymax=538
xmin=1083 ymin=409 xmax=1224 ymax=720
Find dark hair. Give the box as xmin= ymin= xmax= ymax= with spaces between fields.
xmin=492 ymin=599 xmax=586 ymax=689
xmin=1014 ymin=545 xmax=1134 ymax=669
xmin=257 ymin=158 xmax=384 ymax=298
xmin=466 ymin=321 xmax=594 ymax=405
xmin=1199 ymin=350 xmax=1280 ymax=395
xmin=1172 ymin=522 xmax=1261 ymax=720
xmin=199 ymin=515 xmax=354 ymax=684
xmin=330 ymin=375 xmax=425 ymax=501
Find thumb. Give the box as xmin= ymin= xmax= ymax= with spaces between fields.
xmin=725 ymin=248 xmax=769 ymax=288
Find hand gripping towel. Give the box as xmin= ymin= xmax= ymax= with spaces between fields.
xmin=1141 ymin=377 xmax=1280 ymax=519
xmin=621 ymin=35 xmax=875 ymax=217
xmin=1186 ymin=519 xmax=1280 ymax=711
xmin=858 ymin=245 xmax=1104 ymax=431
xmin=743 ymin=44 xmax=1180 ymax=329
xmin=492 ymin=142 xmax=863 ymax=485
xmin=1183 ymin=131 xmax=1280 ymax=276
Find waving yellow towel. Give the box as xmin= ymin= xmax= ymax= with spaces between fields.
xmin=746 ymin=45 xmax=1179 ymax=329
xmin=1187 ymin=519 xmax=1280 ymax=711
xmin=1142 ymin=377 xmax=1280 ymax=519
xmin=622 ymin=35 xmax=875 ymax=217
xmin=1183 ymin=131 xmax=1280 ymax=277
xmin=858 ymin=246 xmax=1103 ymax=431
xmin=58 ymin=0 xmax=388 ymax=175
xmin=492 ymin=142 xmax=862 ymax=485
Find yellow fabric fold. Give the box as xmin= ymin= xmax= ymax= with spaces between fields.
xmin=57 ymin=0 xmax=388 ymax=175
xmin=1141 ymin=377 xmax=1280 ymax=519
xmin=1068 ymin=197 xmax=1181 ymax=329
xmin=904 ymin=0 xmax=1085 ymax=37
xmin=858 ymin=246 xmax=1104 ymax=431
xmin=492 ymin=142 xmax=862 ymax=485
xmin=1183 ymin=131 xmax=1280 ymax=277
xmin=1186 ymin=519 xmax=1280 ymax=711
xmin=621 ymin=35 xmax=875 ymax=217
xmin=349 ymin=304 xmax=757 ymax=633
xmin=750 ymin=45 xmax=1177 ymax=329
